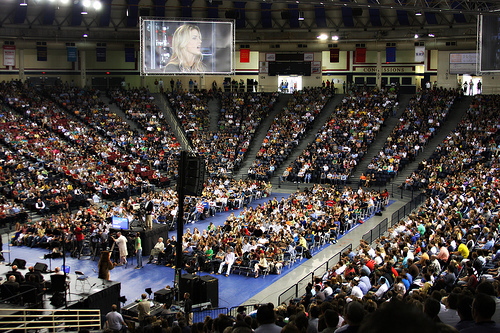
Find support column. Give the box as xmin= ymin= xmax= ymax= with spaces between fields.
xmin=80 ymin=50 xmax=87 ymax=88
xmin=376 ymin=51 xmax=382 ymax=88
xmin=19 ymin=49 xmax=25 ymax=82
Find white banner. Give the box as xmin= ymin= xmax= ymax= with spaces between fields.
xmin=3 ymin=45 xmax=15 ymax=67
xmin=415 ymin=46 xmax=425 ymax=63
xmin=265 ymin=53 xmax=275 ymax=62
xmin=259 ymin=61 xmax=269 ymax=74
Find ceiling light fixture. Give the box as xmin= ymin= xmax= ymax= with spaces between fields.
xmin=20 ymin=1 xmax=27 ymax=6
xmin=331 ymin=35 xmax=339 ymax=41
xmin=428 ymin=33 xmax=435 ymax=37
xmin=414 ymin=34 xmax=419 ymax=39
xmin=93 ymin=0 xmax=102 ymax=10
xmin=317 ymin=34 xmax=328 ymax=40
xmin=415 ymin=11 xmax=422 ymax=16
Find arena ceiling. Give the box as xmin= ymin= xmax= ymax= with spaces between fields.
xmin=0 ymin=0 xmax=498 ymax=44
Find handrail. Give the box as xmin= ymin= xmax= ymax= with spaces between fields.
xmin=277 ymin=244 xmax=352 ymax=305
xmin=362 ymin=192 xmax=426 ymax=245
xmin=0 ymin=308 xmax=101 ymax=332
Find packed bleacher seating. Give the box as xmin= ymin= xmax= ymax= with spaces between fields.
xmin=283 ymin=86 xmax=396 ymax=184
xmin=107 ymin=87 xmax=181 ymax=180
xmin=167 ymin=91 xmax=278 ymax=176
xmin=363 ymin=88 xmax=460 ymax=187
xmin=403 ymin=94 xmax=499 ymax=190
xmin=248 ymin=87 xmax=331 ymax=180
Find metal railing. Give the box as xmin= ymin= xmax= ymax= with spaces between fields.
xmin=362 ymin=192 xmax=426 ymax=245
xmin=0 ymin=308 xmax=101 ymax=332
xmin=277 ymin=244 xmax=352 ymax=305
xmin=193 ymin=307 xmax=228 ymax=323
xmin=228 ymin=304 xmax=260 ymax=318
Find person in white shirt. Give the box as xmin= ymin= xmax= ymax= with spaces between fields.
xmin=217 ymin=248 xmax=235 ymax=277
xmin=148 ymin=237 xmax=165 ymax=264
xmin=373 ymin=277 xmax=389 ymax=300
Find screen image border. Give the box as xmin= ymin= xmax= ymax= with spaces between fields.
xmin=140 ymin=17 xmax=235 ymax=75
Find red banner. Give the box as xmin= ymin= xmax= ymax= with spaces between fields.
xmin=355 ymin=48 xmax=366 ymax=63
xmin=240 ymin=49 xmax=250 ymax=63
xmin=330 ymin=48 xmax=339 ymax=63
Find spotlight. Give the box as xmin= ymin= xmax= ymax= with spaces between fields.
xmin=83 ymin=33 xmax=88 ymax=38
xmin=93 ymin=0 xmax=102 ymax=10
xmin=331 ymin=35 xmax=339 ymax=41
xmin=415 ymin=11 xmax=422 ymax=16
xmin=298 ymin=11 xmax=304 ymax=21
xmin=317 ymin=34 xmax=328 ymax=40
xmin=60 ymin=0 xmax=70 ymax=3
xmin=83 ymin=0 xmax=91 ymax=7
xmin=428 ymin=33 xmax=435 ymax=37
xmin=414 ymin=34 xmax=419 ymax=39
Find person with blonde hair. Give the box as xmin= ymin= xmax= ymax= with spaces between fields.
xmin=165 ymin=24 xmax=206 ymax=73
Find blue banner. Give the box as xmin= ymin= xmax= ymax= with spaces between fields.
xmin=386 ymin=47 xmax=396 ymax=63
xmin=96 ymin=47 xmax=106 ymax=62
xmin=67 ymin=46 xmax=77 ymax=62
xmin=125 ymin=47 xmax=135 ymax=62
xmin=37 ymin=46 xmax=47 ymax=62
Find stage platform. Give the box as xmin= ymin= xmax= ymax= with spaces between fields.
xmin=0 ymin=263 xmax=121 ymax=316
xmin=111 ymin=223 xmax=169 ymax=256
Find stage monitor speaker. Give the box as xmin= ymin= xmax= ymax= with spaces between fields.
xmin=179 ymin=274 xmax=201 ymax=304
xmin=12 ymin=258 xmax=26 ymax=269
xmin=34 ymin=262 xmax=48 ymax=273
xmin=199 ymin=275 xmax=219 ymax=308
xmin=154 ymin=288 xmax=174 ymax=308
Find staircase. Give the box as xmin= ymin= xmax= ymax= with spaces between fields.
xmin=270 ymin=94 xmax=345 ymax=185
xmin=100 ymin=95 xmax=144 ymax=133
xmin=232 ymin=94 xmax=292 ymax=180
xmin=388 ymin=95 xmax=472 ymax=188
xmin=208 ymin=97 xmax=221 ymax=132
xmin=349 ymin=94 xmax=413 ymax=183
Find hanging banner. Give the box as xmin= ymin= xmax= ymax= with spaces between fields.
xmin=96 ymin=47 xmax=106 ymax=62
xmin=355 ymin=48 xmax=366 ymax=63
xmin=259 ymin=61 xmax=268 ymax=74
xmin=125 ymin=47 xmax=135 ymax=62
xmin=304 ymin=52 xmax=314 ymax=61
xmin=240 ymin=49 xmax=250 ymax=63
xmin=3 ymin=45 xmax=16 ymax=67
xmin=415 ymin=46 xmax=425 ymax=62
xmin=67 ymin=47 xmax=77 ymax=62
xmin=330 ymin=48 xmax=339 ymax=63
xmin=386 ymin=47 xmax=396 ymax=63
xmin=37 ymin=46 xmax=47 ymax=62
xmin=311 ymin=61 xmax=321 ymax=74
xmin=265 ymin=53 xmax=275 ymax=62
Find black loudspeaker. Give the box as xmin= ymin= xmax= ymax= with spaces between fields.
xmin=199 ymin=275 xmax=219 ymax=308
xmin=12 ymin=258 xmax=26 ymax=269
xmin=184 ymin=156 xmax=206 ymax=196
xmin=179 ymin=274 xmax=201 ymax=304
xmin=154 ymin=288 xmax=174 ymax=308
xmin=34 ymin=262 xmax=48 ymax=273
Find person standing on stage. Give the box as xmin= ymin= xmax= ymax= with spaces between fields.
xmin=184 ymin=292 xmax=193 ymax=326
xmin=135 ymin=232 xmax=143 ymax=269
xmin=145 ymin=197 xmax=154 ymax=230
xmin=98 ymin=250 xmax=116 ymax=280
xmin=112 ymin=232 xmax=128 ymax=267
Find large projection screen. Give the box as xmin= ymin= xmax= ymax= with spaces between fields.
xmin=479 ymin=15 xmax=500 ymax=72
xmin=141 ymin=18 xmax=234 ymax=75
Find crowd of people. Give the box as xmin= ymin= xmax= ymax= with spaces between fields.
xmin=363 ymin=88 xmax=460 ymax=187
xmin=402 ymin=94 xmax=499 ymax=191
xmin=146 ymin=183 xmax=388 ymax=280
xmin=248 ymin=88 xmax=331 ymax=181
xmin=282 ymin=86 xmax=396 ymax=184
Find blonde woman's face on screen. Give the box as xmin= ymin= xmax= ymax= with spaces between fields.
xmin=186 ymin=29 xmax=202 ymax=56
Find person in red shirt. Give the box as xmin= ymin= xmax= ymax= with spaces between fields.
xmin=74 ymin=223 xmax=84 ymax=260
